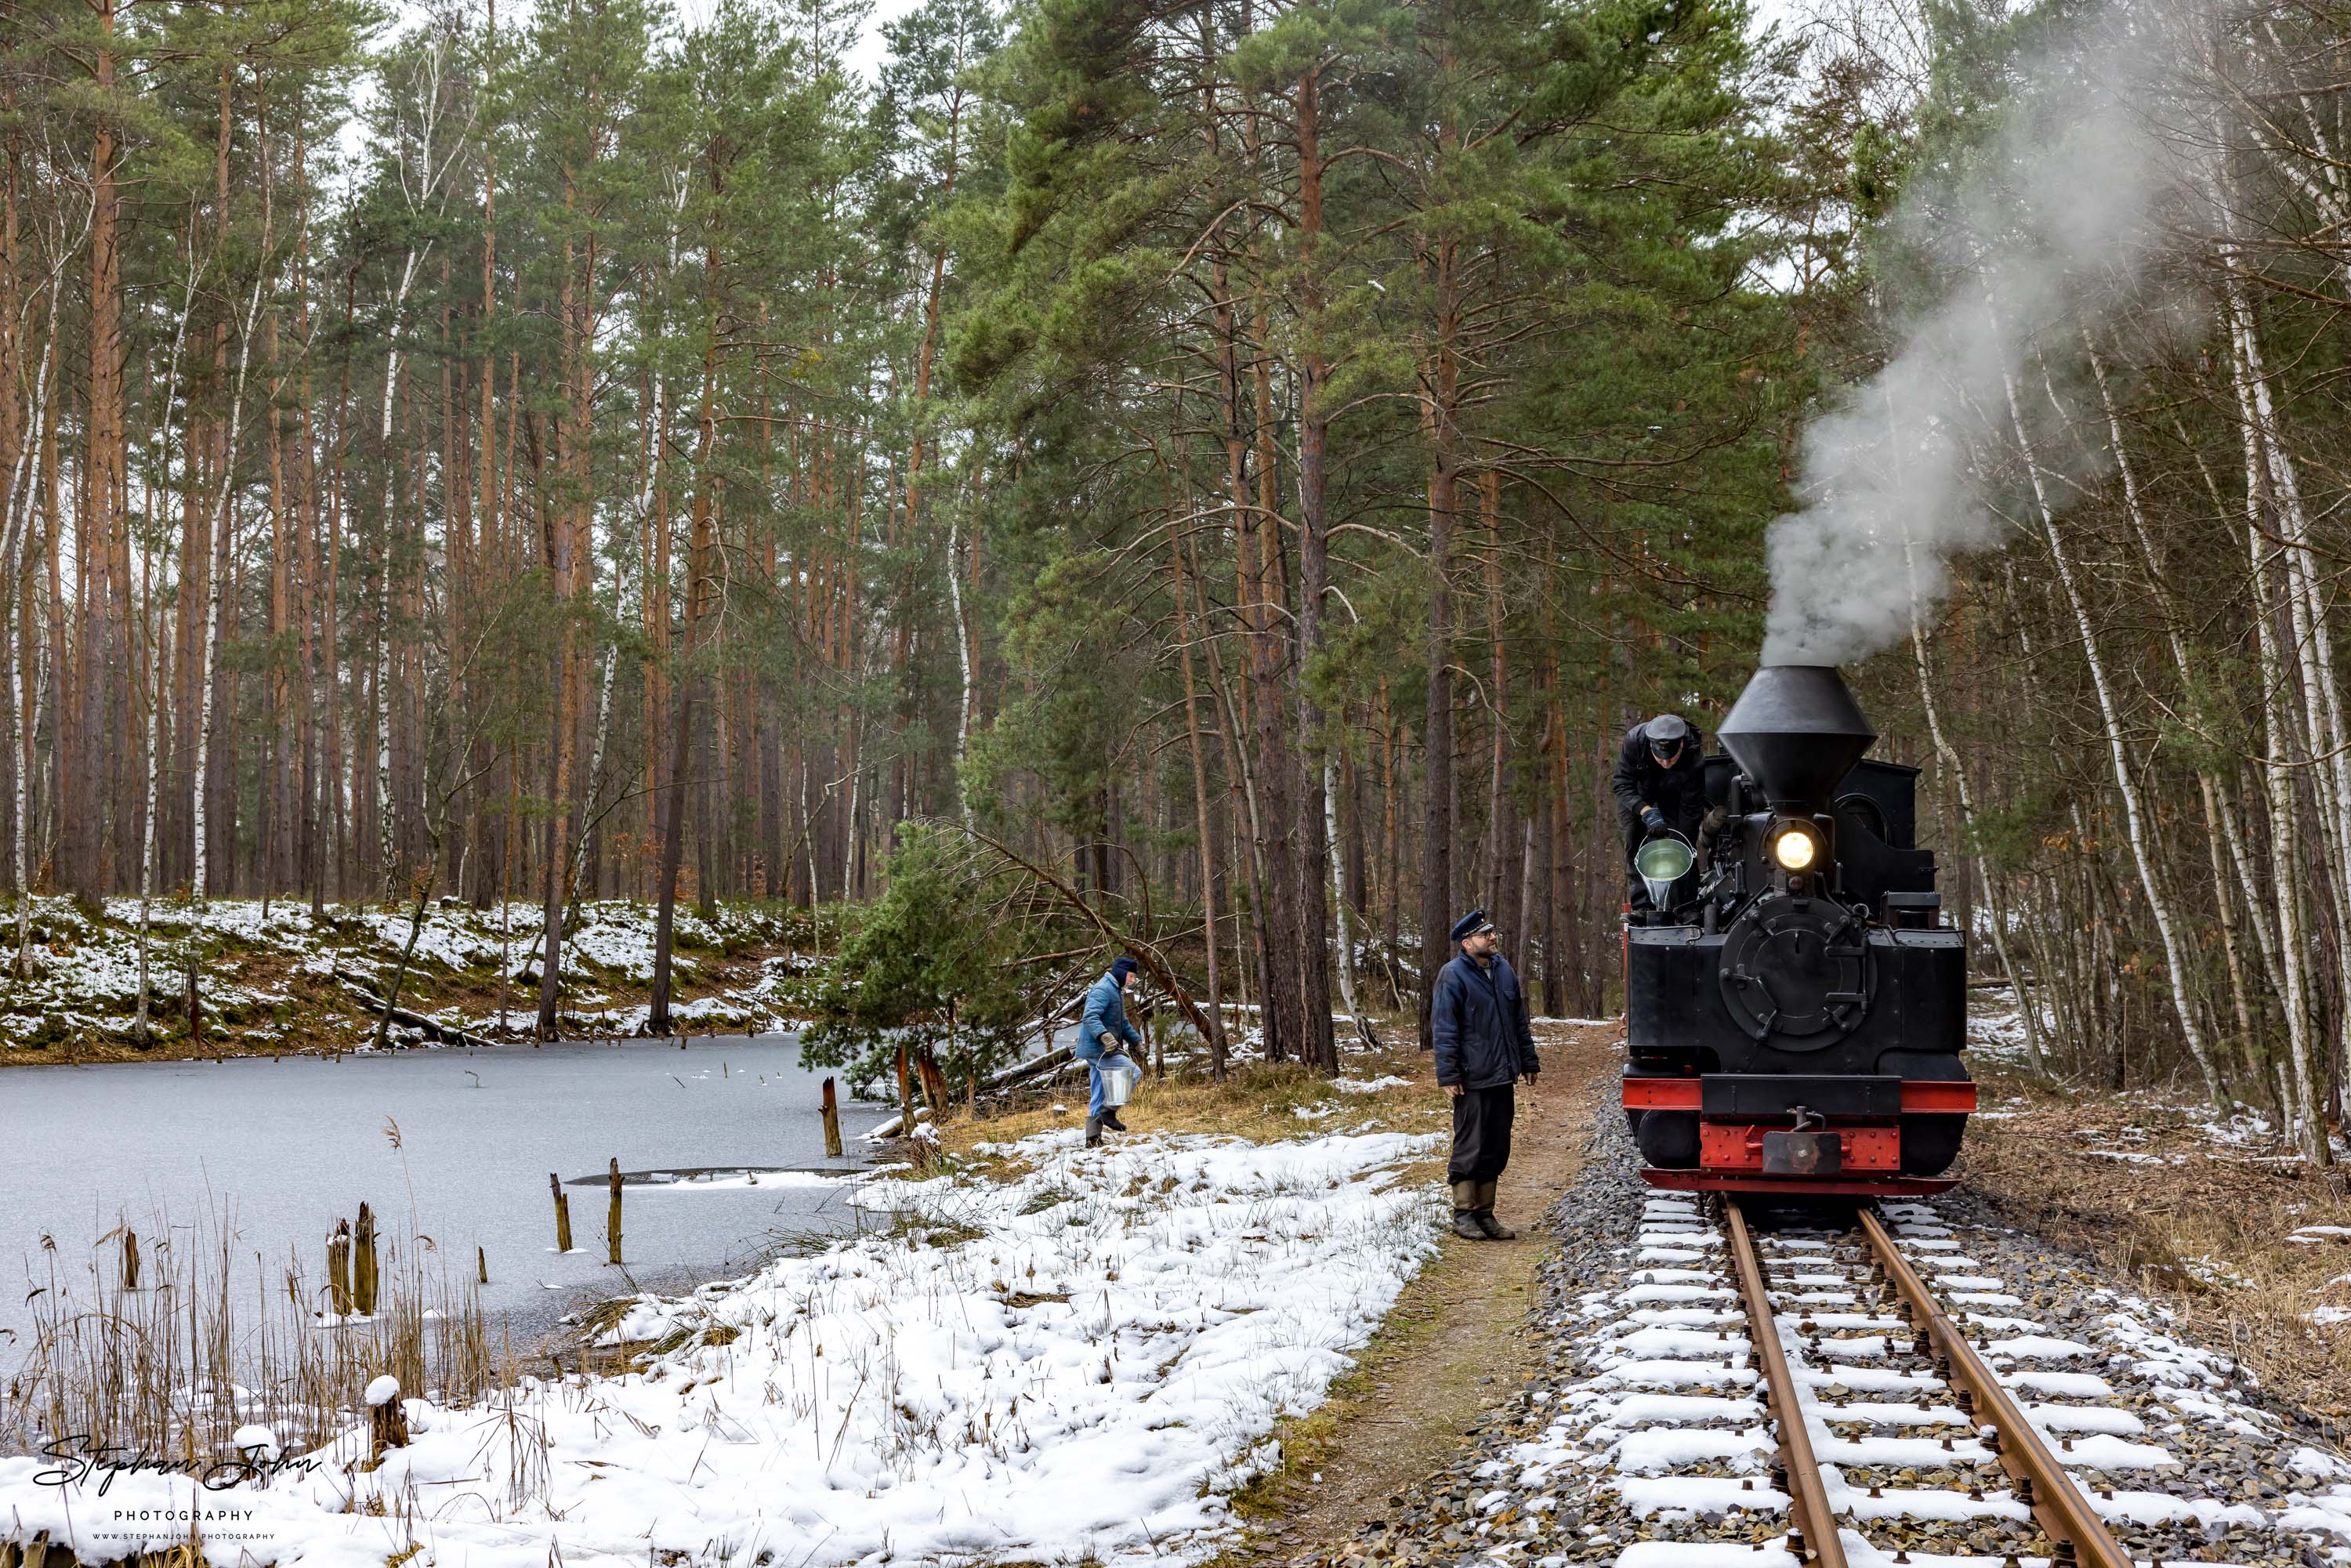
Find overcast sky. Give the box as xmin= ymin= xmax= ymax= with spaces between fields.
xmin=379 ymin=0 xmax=926 ymax=81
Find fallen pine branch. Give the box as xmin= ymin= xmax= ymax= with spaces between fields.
xmin=944 ymin=822 xmax=1225 ymax=1075
xmin=332 ymin=969 xmax=497 ymax=1049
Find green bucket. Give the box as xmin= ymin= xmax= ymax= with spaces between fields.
xmin=1634 ymin=836 xmax=1694 ymax=908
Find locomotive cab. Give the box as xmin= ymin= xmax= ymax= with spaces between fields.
xmin=1623 ymin=665 xmax=1976 ymax=1196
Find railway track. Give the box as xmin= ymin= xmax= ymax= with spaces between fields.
xmin=1552 ymin=1189 xmax=2317 ymax=1568
xmin=1722 ymin=1194 xmax=2135 ymax=1567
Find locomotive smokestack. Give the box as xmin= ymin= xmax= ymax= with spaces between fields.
xmin=1717 ymin=665 xmax=1876 ymax=812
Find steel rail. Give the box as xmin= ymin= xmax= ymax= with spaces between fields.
xmin=1722 ymin=1196 xmax=1849 ymax=1567
xmin=1856 ymin=1206 xmax=2136 ymax=1568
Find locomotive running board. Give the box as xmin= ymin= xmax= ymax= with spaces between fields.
xmin=1641 ymin=1168 xmax=1960 ymax=1197
xmin=1622 ymin=1077 xmax=1979 ymax=1114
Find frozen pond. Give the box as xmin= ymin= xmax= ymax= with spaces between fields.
xmin=0 ymin=1033 xmax=893 ymax=1355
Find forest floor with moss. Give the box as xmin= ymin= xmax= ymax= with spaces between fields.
xmin=1959 ymin=1046 xmax=2351 ymax=1430
xmin=0 ymin=893 xmax=829 ymax=1062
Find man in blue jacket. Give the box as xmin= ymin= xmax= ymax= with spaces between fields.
xmin=1431 ymin=910 xmax=1540 ymax=1240
xmin=1076 ymin=956 xmax=1145 ymax=1146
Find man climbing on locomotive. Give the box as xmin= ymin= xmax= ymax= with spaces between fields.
xmin=1612 ymin=712 xmax=1708 ymax=911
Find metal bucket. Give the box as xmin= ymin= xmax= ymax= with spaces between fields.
xmin=1097 ymin=1059 xmax=1139 ymax=1109
xmin=1635 ymin=835 xmax=1694 ymax=910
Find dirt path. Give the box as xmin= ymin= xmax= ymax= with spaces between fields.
xmin=1221 ymin=1019 xmax=1622 ymax=1566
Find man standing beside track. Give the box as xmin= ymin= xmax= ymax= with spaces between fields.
xmin=1430 ymin=910 xmax=1540 ymax=1240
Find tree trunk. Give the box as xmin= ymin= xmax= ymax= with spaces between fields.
xmin=1169 ymin=525 xmax=1230 ymax=1074
xmin=1290 ymin=65 xmax=1337 ymax=1073
xmin=1998 ymin=347 xmax=2222 ymax=1103
xmin=71 ymin=1 xmax=123 ymax=908
xmin=650 ymin=289 xmax=720 ymax=1037
xmin=1417 ymin=281 xmax=1461 ymax=1048
xmin=537 ymin=200 xmax=589 ymax=1041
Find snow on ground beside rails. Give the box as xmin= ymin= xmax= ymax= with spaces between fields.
xmin=1967 ymin=986 xmax=2351 ymax=1165
xmin=0 ymin=1125 xmax=1444 ymax=1568
xmin=1500 ymin=1189 xmax=2351 ymax=1565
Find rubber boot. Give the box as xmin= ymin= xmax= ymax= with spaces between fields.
xmin=1101 ymin=1108 xmax=1128 ymax=1132
xmin=1085 ymin=1117 xmax=1103 ymax=1148
xmin=1451 ymin=1180 xmax=1486 ymax=1240
xmin=1473 ymin=1181 xmax=1516 ymax=1240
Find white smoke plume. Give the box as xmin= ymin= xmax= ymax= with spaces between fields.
xmin=1759 ymin=0 xmax=2196 ymax=666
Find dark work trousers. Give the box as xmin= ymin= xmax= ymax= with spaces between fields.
xmin=1448 ymin=1085 xmax=1517 ymax=1184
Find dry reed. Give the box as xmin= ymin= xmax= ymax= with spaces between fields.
xmin=1 ymin=1197 xmax=499 ymax=1467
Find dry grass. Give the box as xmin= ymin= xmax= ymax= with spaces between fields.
xmin=0 ymin=1199 xmax=507 ymax=1467
xmin=1962 ymin=1059 xmax=2351 ymax=1432
xmin=929 ymin=1038 xmax=1455 ymax=1179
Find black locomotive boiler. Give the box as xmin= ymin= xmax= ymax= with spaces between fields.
xmin=1621 ymin=664 xmax=1975 ymax=1197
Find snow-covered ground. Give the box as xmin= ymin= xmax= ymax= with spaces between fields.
xmin=0 ymin=896 xmax=816 ymax=1049
xmin=0 ymin=1124 xmax=1445 ymax=1568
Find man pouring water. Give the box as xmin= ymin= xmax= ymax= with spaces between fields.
xmin=1611 ymin=712 xmax=1708 ymax=912
xmin=1076 ymin=955 xmax=1144 ymax=1147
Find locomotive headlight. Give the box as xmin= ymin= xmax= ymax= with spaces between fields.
xmin=1770 ymin=825 xmax=1817 ymax=871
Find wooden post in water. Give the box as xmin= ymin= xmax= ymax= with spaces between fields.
xmin=477 ymin=1245 xmax=489 ymax=1284
xmin=821 ymin=1077 xmax=843 ymax=1159
xmin=606 ymin=1157 xmax=623 ymax=1264
xmin=549 ymin=1173 xmax=573 ymax=1252
xmin=328 ymin=1219 xmax=353 ymax=1316
xmin=121 ymin=1229 xmax=139 ymax=1291
xmin=353 ymin=1203 xmax=379 ymax=1316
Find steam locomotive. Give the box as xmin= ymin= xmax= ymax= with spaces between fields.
xmin=1621 ymin=664 xmax=1976 ymax=1197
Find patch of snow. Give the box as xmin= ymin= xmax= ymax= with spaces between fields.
xmin=1334 ymin=1074 xmax=1411 ymax=1094
xmin=0 ymin=1125 xmax=1443 ymax=1568
xmin=2291 ymin=1447 xmax=2351 ymax=1479
xmin=630 ymin=1168 xmax=856 ymax=1191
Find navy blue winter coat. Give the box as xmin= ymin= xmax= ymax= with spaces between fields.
xmin=1076 ymin=971 xmax=1143 ymax=1061
xmin=1431 ymin=952 xmax=1540 ymax=1091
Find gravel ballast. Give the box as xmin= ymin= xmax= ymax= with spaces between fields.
xmin=1307 ymin=1108 xmax=2351 ymax=1568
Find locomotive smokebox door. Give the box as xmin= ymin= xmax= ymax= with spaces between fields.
xmin=1761 ymin=1129 xmax=1842 ymax=1176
